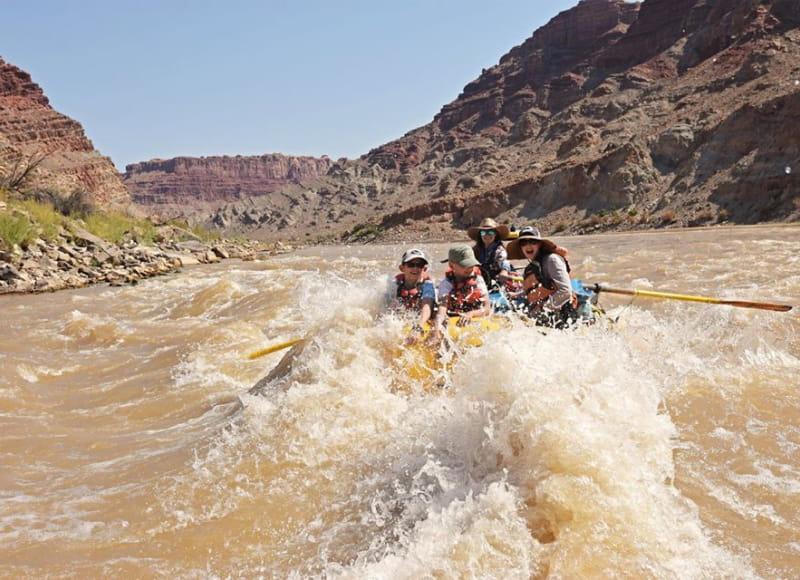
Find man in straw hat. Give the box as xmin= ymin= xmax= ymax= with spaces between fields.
xmin=466 ymin=218 xmax=513 ymax=288
xmin=506 ymin=226 xmax=577 ymax=328
xmin=430 ymin=244 xmax=492 ymax=342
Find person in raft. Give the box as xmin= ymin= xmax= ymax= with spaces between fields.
xmin=467 ymin=217 xmax=512 ymax=288
xmin=388 ymin=248 xmax=438 ymax=345
xmin=431 ymin=244 xmax=492 ymax=342
xmin=506 ymin=226 xmax=577 ymax=328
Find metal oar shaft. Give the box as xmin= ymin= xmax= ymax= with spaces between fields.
xmin=590 ymin=284 xmax=792 ymax=312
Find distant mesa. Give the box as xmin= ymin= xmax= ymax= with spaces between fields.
xmin=123 ymin=154 xmax=334 ymax=217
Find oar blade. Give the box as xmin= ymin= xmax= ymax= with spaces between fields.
xmin=721 ymin=300 xmax=792 ymax=312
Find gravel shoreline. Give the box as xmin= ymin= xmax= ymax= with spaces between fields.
xmin=0 ymin=225 xmax=287 ymax=295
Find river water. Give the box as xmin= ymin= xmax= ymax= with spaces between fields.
xmin=1 ymin=225 xmax=798 ymax=579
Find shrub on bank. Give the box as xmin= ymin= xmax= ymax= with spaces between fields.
xmin=0 ymin=187 xmax=217 ymax=250
xmin=0 ymin=212 xmax=35 ymax=249
xmin=82 ymin=212 xmax=157 ymax=244
xmin=20 ymin=198 xmax=64 ymax=241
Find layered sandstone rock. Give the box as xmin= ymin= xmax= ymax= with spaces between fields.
xmin=124 ymin=154 xmax=334 ymax=218
xmin=0 ymin=57 xmax=130 ymax=207
xmin=180 ymin=1 xmax=800 ymax=241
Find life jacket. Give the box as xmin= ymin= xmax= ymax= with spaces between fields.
xmin=444 ymin=268 xmax=486 ymax=313
xmin=523 ymin=251 xmax=579 ymax=314
xmin=395 ymin=272 xmax=431 ymax=311
xmin=476 ymin=242 xmax=504 ymax=281
xmin=523 ymin=249 xmax=571 ymax=290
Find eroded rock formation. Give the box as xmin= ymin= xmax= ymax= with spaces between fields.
xmin=0 ymin=57 xmax=130 ymax=207
xmin=204 ymin=0 xmax=799 ymax=242
xmin=124 ymin=154 xmax=334 ymax=218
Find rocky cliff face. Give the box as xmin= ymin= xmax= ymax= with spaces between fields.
xmin=0 ymin=57 xmax=130 ymax=207
xmin=204 ymin=0 xmax=800 ymax=241
xmin=123 ymin=154 xmax=334 ymax=218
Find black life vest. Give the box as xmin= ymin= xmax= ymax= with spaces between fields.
xmin=523 ymin=252 xmax=571 ymax=291
xmin=475 ymin=242 xmax=505 ymax=286
xmin=523 ymin=252 xmax=577 ymax=327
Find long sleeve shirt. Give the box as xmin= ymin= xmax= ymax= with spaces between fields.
xmin=540 ymin=253 xmax=572 ymax=310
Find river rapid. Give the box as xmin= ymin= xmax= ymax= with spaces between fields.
xmin=1 ymin=225 xmax=799 ymax=579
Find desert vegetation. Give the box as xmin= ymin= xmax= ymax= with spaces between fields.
xmin=0 ymin=185 xmax=218 ymax=252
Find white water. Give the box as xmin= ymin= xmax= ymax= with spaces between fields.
xmin=1 ymin=225 xmax=798 ymax=578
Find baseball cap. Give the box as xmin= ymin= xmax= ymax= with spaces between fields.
xmin=440 ymin=244 xmax=480 ymax=268
xmin=401 ymin=248 xmax=428 ymax=265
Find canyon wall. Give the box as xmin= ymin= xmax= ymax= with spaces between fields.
xmin=124 ymin=154 xmax=334 ymax=217
xmin=210 ymin=0 xmax=798 ymax=243
xmin=0 ymin=57 xmax=129 ymax=207
xmin=20 ymin=0 xmax=791 ymax=243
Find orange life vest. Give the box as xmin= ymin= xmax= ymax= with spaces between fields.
xmin=444 ymin=268 xmax=486 ymax=313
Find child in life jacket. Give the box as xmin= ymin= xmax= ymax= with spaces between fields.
xmin=431 ymin=244 xmax=492 ymax=342
xmin=388 ymin=248 xmax=437 ymax=345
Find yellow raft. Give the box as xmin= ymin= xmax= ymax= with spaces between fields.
xmin=394 ymin=315 xmax=509 ymax=390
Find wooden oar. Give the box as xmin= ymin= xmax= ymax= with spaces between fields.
xmin=587 ymin=283 xmax=792 ymax=312
xmin=248 ymin=337 xmax=304 ymax=360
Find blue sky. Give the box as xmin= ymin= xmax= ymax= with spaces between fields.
xmin=3 ymin=1 xmax=578 ymax=171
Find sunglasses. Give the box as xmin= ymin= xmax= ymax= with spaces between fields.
xmin=519 ymin=239 xmax=540 ymax=247
xmin=480 ymin=230 xmax=496 ymax=237
xmin=404 ymin=261 xmax=427 ymax=268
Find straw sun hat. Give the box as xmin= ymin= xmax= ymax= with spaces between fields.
xmin=467 ymin=218 xmax=510 ymax=242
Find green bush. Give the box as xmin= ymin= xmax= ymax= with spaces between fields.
xmin=83 ymin=212 xmax=157 ymax=244
xmin=0 ymin=212 xmax=35 ymax=249
xmin=351 ymin=224 xmax=383 ymax=240
xmin=29 ymin=188 xmax=95 ymax=217
xmin=20 ymin=198 xmax=63 ymax=241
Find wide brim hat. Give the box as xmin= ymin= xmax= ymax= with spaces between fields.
xmin=506 ymin=226 xmax=543 ymax=260
xmin=467 ymin=218 xmax=510 ymax=242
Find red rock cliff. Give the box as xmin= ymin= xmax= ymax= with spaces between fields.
xmin=134 ymin=0 xmax=800 ymax=242
xmin=124 ymin=154 xmax=333 ymax=216
xmin=0 ymin=56 xmax=130 ymax=207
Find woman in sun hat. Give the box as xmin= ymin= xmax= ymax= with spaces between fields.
xmin=467 ymin=218 xmax=513 ymax=287
xmin=388 ymin=248 xmax=438 ymax=345
xmin=506 ymin=226 xmax=577 ymax=328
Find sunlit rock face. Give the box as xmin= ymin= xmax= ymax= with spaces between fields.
xmin=196 ymin=0 xmax=799 ymax=242
xmin=123 ymin=155 xmax=334 ymax=218
xmin=0 ymin=57 xmax=130 ymax=208
xmin=43 ymin=0 xmax=789 ymax=242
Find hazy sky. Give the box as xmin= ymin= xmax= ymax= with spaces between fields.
xmin=3 ymin=1 xmax=578 ymax=170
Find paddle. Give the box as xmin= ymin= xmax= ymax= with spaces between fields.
xmin=587 ymin=283 xmax=792 ymax=312
xmin=248 ymin=337 xmax=304 ymax=360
